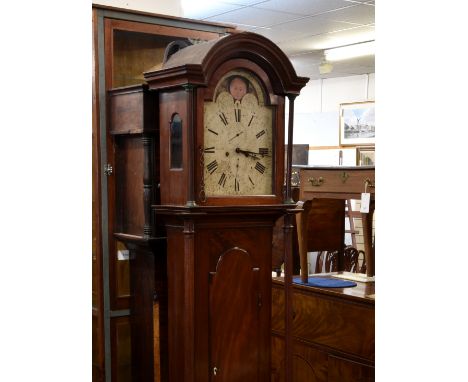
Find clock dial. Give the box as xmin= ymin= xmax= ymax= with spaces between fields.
xmin=203 ymin=70 xmax=273 ymax=196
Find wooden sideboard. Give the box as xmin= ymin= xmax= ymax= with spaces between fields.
xmin=296 ymin=166 xmax=375 ymax=278
xmin=271 ymin=276 xmax=375 ymax=381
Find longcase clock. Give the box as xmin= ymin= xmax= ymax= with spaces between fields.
xmin=144 ymin=32 xmax=308 ymax=381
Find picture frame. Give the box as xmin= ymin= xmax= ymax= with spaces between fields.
xmin=339 ymin=101 xmax=375 ymax=146
xmin=356 ymin=146 xmax=375 ymax=166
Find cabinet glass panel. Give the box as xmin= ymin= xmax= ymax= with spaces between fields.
xmin=170 ymin=113 xmax=183 ymax=169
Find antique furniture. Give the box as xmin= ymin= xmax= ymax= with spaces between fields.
xmin=92 ymin=5 xmax=236 ymax=380
xmin=315 ymin=245 xmax=366 ymax=274
xmin=271 ymin=276 xmax=375 ymax=381
xmin=143 ymin=32 xmax=308 ymax=381
xmin=296 ymin=166 xmax=375 ymax=279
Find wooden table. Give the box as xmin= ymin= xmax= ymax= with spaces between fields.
xmin=296 ymin=166 xmax=375 ymax=278
xmin=271 ymin=275 xmax=375 ymax=381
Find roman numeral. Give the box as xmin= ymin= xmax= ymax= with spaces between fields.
xmin=259 ymin=148 xmax=269 ymax=156
xmin=207 ymin=160 xmax=218 ymax=174
xmin=234 ymin=178 xmax=240 ymax=192
xmin=218 ymin=173 xmax=227 ymax=187
xmin=255 ymin=162 xmax=266 ymax=174
xmin=248 ymin=115 xmax=255 ymax=127
xmin=256 ymin=130 xmax=265 ymax=139
xmin=219 ymin=112 xmax=228 ymax=126
xmin=203 ymin=146 xmax=215 ymax=153
xmin=248 ymin=176 xmax=255 ymax=186
xmin=234 ymin=108 xmax=241 ymax=122
xmin=208 ymin=128 xmax=218 ymax=135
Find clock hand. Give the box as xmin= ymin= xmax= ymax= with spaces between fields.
xmin=235 ymin=148 xmax=270 ymax=158
xmin=235 ymin=148 xmax=259 ymax=158
xmin=228 ymin=131 xmax=244 ymax=142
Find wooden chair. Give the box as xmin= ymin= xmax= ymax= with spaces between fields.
xmin=296 ymin=198 xmax=346 ymax=282
xmin=272 ymin=194 xmax=367 ymax=277
xmin=315 ymin=246 xmax=367 ymax=273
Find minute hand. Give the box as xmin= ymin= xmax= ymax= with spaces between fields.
xmin=235 ymin=148 xmax=269 ymax=158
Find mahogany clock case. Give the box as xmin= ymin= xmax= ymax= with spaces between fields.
xmin=138 ymin=32 xmax=308 ymax=382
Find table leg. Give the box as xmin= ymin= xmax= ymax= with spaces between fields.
xmin=361 ymin=200 xmax=375 ymax=277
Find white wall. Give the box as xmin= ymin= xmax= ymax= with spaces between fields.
xmin=93 ymin=0 xmax=183 ymax=17
xmin=288 ymin=73 xmax=375 ymax=166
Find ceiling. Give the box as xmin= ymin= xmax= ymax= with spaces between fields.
xmin=181 ymin=0 xmax=375 ymax=80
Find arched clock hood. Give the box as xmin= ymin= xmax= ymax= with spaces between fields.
xmin=144 ymin=32 xmax=309 ymax=95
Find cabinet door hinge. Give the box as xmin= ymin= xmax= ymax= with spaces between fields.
xmin=104 ymin=163 xmax=113 ymax=176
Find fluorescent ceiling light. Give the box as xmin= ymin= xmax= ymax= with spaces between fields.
xmin=319 ymin=61 xmax=333 ymax=75
xmin=325 ymin=41 xmax=375 ymax=62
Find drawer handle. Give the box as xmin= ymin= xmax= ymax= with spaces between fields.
xmin=364 ymin=178 xmax=375 ymax=189
xmin=308 ymin=177 xmax=324 ymax=187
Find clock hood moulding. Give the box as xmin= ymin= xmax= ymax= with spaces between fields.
xmin=144 ymin=32 xmax=309 ymax=95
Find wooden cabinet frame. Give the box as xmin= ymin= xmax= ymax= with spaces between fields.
xmin=92 ymin=5 xmax=236 ymax=381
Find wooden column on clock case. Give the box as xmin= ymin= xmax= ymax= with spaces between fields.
xmin=144 ymin=32 xmax=309 ymax=381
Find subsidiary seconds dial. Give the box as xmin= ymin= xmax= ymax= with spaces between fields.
xmin=203 ymin=70 xmax=273 ymax=196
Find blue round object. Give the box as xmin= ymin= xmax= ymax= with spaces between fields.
xmin=293 ymin=276 xmax=357 ymax=288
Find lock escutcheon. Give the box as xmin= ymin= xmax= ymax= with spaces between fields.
xmin=340 ymin=171 xmax=349 ymax=183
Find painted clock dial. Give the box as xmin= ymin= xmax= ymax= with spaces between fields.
xmin=203 ymin=69 xmax=274 ymax=196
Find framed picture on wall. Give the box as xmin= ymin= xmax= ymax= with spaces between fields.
xmin=339 ymin=101 xmax=375 ymax=146
xmin=356 ymin=146 xmax=375 ymax=166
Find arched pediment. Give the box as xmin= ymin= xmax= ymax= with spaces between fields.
xmin=144 ymin=32 xmax=308 ymax=95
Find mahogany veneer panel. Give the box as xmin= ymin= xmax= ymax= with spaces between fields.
xmin=210 ymin=248 xmax=261 ymax=380
xmin=292 ymin=291 xmax=374 ymax=360
xmin=271 ymin=276 xmax=375 ymax=381
xmin=271 ymin=335 xmax=329 ymax=382
xmin=328 ymin=355 xmax=375 ymax=382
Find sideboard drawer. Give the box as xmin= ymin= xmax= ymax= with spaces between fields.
xmin=293 ymin=290 xmax=375 ymax=360
xmin=300 ymin=168 xmax=375 ymax=196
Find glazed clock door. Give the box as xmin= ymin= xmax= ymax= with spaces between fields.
xmin=209 ymin=248 xmax=260 ymax=381
xmin=203 ymin=69 xmax=274 ymax=197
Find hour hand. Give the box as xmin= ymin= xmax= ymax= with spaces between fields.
xmin=228 ymin=131 xmax=244 ymax=142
